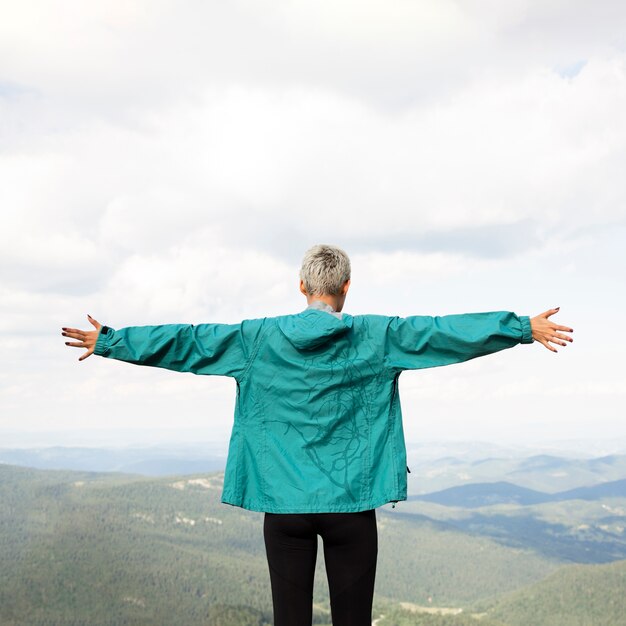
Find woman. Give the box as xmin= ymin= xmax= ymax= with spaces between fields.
xmin=62 ymin=244 xmax=573 ymax=625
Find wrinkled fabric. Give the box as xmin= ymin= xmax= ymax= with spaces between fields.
xmin=95 ymin=308 xmax=533 ymax=513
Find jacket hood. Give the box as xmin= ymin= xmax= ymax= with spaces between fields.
xmin=278 ymin=309 xmax=354 ymax=350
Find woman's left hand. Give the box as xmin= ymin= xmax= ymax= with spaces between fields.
xmin=530 ymin=308 xmax=574 ymax=352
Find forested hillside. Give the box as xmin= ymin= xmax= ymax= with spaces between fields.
xmin=484 ymin=559 xmax=626 ymax=626
xmin=0 ymin=464 xmax=556 ymax=625
xmin=2 ymin=462 xmax=626 ymax=625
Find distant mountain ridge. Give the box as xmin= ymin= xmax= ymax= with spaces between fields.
xmin=410 ymin=478 xmax=626 ymax=508
xmin=0 ymin=444 xmax=227 ymax=475
xmin=2 ymin=446 xmax=626 ymax=490
xmin=407 ymin=452 xmax=626 ymax=495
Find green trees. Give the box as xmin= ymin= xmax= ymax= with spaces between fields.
xmin=2 ymin=463 xmax=626 ymax=625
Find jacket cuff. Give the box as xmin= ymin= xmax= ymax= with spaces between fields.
xmin=94 ymin=325 xmax=114 ymax=356
xmin=519 ymin=316 xmax=533 ymax=344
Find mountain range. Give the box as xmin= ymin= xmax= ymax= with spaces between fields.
xmin=1 ymin=447 xmax=626 ymax=625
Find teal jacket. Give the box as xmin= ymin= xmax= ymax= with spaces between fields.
xmin=94 ymin=308 xmax=533 ymax=513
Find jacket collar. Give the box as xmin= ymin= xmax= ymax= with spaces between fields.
xmin=305 ymin=300 xmax=343 ymax=320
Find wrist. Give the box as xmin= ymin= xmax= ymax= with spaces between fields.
xmin=520 ymin=316 xmax=534 ymax=344
xmin=94 ymin=325 xmax=113 ymax=356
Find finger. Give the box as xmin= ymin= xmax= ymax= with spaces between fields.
xmin=65 ymin=341 xmax=86 ymax=348
xmin=62 ymin=327 xmax=87 ymax=335
xmin=87 ymin=314 xmax=102 ymax=330
xmin=554 ymin=324 xmax=574 ymax=333
xmin=553 ymin=332 xmax=573 ymax=343
xmin=78 ymin=348 xmax=93 ymax=361
xmin=539 ymin=338 xmax=557 ymax=353
xmin=62 ymin=330 xmax=87 ymax=340
xmin=543 ymin=307 xmax=560 ymax=319
xmin=550 ymin=338 xmax=568 ymax=347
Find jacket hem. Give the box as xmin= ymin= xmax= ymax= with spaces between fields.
xmin=220 ymin=493 xmax=407 ymax=513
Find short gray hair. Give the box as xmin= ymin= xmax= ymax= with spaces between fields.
xmin=300 ymin=244 xmax=351 ymax=296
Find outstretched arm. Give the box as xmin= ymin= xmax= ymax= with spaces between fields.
xmin=530 ymin=307 xmax=574 ymax=352
xmin=385 ymin=311 xmax=532 ymax=371
xmin=62 ymin=314 xmax=264 ymax=379
xmin=384 ymin=308 xmax=573 ymax=372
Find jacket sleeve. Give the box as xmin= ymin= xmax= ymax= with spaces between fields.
xmin=384 ymin=311 xmax=533 ymax=372
xmin=93 ymin=319 xmax=264 ymax=379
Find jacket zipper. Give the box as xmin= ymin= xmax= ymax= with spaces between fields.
xmin=391 ymin=466 xmax=411 ymax=508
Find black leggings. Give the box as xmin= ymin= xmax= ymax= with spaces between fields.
xmin=263 ymin=509 xmax=378 ymax=626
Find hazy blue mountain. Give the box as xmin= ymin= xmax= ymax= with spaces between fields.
xmin=410 ymin=478 xmax=626 ymax=509
xmin=406 ymin=453 xmax=626 ymax=495
xmin=556 ymin=478 xmax=626 ymax=501
xmin=410 ymin=482 xmax=553 ymax=507
xmin=0 ymin=444 xmax=227 ymax=475
xmin=516 ymin=454 xmax=572 ymax=471
xmin=588 ymin=454 xmax=626 ymax=467
xmin=506 ymin=455 xmax=626 ymax=493
xmin=402 ymin=475 xmax=626 ymax=564
xmin=3 ymin=442 xmax=625 ymax=491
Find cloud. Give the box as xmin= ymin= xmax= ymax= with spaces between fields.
xmin=100 ymin=240 xmax=295 ymax=324
xmin=3 ymin=51 xmax=625 ymax=296
xmin=1 ymin=0 xmax=625 ymax=443
xmin=3 ymin=0 xmax=626 ymax=115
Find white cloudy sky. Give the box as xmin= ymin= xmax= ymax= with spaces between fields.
xmin=1 ymin=0 xmax=625 ymax=451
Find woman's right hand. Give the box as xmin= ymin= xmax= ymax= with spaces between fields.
xmin=62 ymin=315 xmax=103 ymax=361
